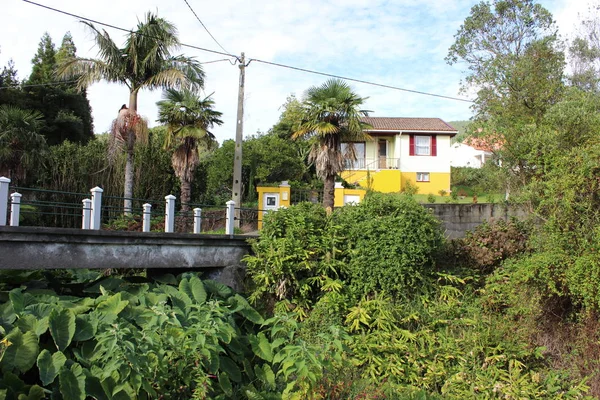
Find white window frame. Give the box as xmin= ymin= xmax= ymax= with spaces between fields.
xmin=416 ymin=172 xmax=430 ymax=182
xmin=415 ymin=135 xmax=431 ymax=156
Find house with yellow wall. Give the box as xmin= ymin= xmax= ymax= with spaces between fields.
xmin=340 ymin=117 xmax=457 ymax=194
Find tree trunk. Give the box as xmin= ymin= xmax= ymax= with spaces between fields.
xmin=180 ymin=177 xmax=192 ymax=213
xmin=322 ymin=174 xmax=335 ymax=212
xmin=123 ymin=90 xmax=139 ymax=215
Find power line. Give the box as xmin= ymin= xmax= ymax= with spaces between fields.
xmin=250 ymin=59 xmax=474 ymax=103
xmin=22 ymin=0 xmax=474 ymax=104
xmin=22 ymin=0 xmax=239 ymax=61
xmin=181 ymin=0 xmax=231 ymax=55
xmin=0 ymin=80 xmax=80 ymax=90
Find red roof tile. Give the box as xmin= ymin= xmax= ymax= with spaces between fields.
xmin=361 ymin=117 xmax=457 ymax=133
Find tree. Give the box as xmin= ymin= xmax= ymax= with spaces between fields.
xmin=446 ymin=0 xmax=563 ymax=122
xmin=28 ymin=32 xmax=57 ymax=85
xmin=0 ymin=105 xmax=46 ymax=185
xmin=569 ymin=2 xmax=600 ymax=92
xmin=58 ymin=12 xmax=205 ymax=214
xmin=156 ymin=88 xmax=222 ymax=211
xmin=293 ymin=79 xmax=371 ymax=210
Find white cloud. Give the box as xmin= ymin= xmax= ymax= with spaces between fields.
xmin=0 ymin=0 xmax=592 ymax=143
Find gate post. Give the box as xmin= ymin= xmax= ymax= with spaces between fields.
xmin=90 ymin=186 xmax=103 ymax=230
xmin=165 ymin=195 xmax=176 ymax=233
xmin=10 ymin=192 xmax=21 ymax=227
xmin=225 ymin=200 xmax=235 ymax=236
xmin=0 ymin=177 xmax=10 ymax=226
xmin=143 ymin=203 xmax=152 ymax=233
xmin=193 ymin=207 xmax=202 ymax=234
xmin=82 ymin=198 xmax=92 ymax=229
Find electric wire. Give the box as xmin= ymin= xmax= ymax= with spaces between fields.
xmin=181 ymin=0 xmax=231 ymax=55
xmin=250 ymin=59 xmax=474 ymax=103
xmin=22 ymin=0 xmax=239 ymax=61
xmin=21 ymin=0 xmax=474 ymax=103
xmin=0 ymin=80 xmax=80 ymax=90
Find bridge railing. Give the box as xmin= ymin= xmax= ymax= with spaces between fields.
xmin=0 ymin=177 xmax=245 ymax=236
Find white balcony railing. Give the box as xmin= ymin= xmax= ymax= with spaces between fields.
xmin=344 ymin=157 xmax=400 ymax=170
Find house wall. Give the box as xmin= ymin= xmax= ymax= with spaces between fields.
xmin=401 ymin=172 xmax=450 ymax=194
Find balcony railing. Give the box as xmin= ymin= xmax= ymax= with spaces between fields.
xmin=344 ymin=157 xmax=400 ymax=170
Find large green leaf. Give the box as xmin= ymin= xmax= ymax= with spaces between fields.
xmin=17 ymin=384 xmax=45 ymax=400
xmin=179 ymin=276 xmax=207 ymax=304
xmin=204 ymin=280 xmax=233 ymax=298
xmin=37 ymin=349 xmax=66 ymax=386
xmin=9 ymin=289 xmax=24 ymax=314
xmin=0 ymin=329 xmax=39 ymax=373
xmin=95 ymin=293 xmax=129 ymax=323
xmin=218 ymin=372 xmax=233 ymax=396
xmin=59 ymin=364 xmax=86 ymax=400
xmin=248 ymin=333 xmax=273 ymax=362
xmin=15 ymin=315 xmax=48 ymax=337
xmin=48 ymin=308 xmax=75 ymax=351
xmin=219 ymin=356 xmax=241 ymax=382
xmin=73 ymin=314 xmax=97 ymax=342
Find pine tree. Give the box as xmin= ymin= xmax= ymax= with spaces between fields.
xmin=28 ymin=32 xmax=57 ymax=84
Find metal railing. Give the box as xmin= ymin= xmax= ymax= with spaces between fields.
xmin=0 ymin=177 xmax=245 ymax=236
xmin=344 ymin=157 xmax=400 ymax=170
xmin=291 ymin=189 xmax=323 ymax=205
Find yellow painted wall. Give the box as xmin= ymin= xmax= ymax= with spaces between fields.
xmin=256 ymin=185 xmax=290 ymax=229
xmin=334 ymin=187 xmax=367 ymax=207
xmin=370 ymin=170 xmax=402 ymax=192
xmin=401 ymin=172 xmax=450 ymax=195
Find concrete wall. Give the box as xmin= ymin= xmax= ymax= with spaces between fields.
xmin=424 ymin=203 xmax=529 ymax=239
xmin=0 ymin=226 xmax=255 ymax=290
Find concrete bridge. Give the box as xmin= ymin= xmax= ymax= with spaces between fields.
xmin=0 ymin=226 xmax=256 ymax=291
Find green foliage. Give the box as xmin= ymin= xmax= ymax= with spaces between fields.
xmin=244 ymin=203 xmax=345 ymax=315
xmin=0 ymin=270 xmax=352 ymax=400
xmin=403 ymin=179 xmax=419 ymax=195
xmin=335 ymin=193 xmax=444 ymax=299
xmin=427 ymin=193 xmax=436 ymax=203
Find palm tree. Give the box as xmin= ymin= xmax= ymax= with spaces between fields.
xmin=0 ymin=105 xmax=46 ymax=186
xmin=293 ymin=79 xmax=371 ymax=210
xmin=157 ymin=88 xmax=223 ymax=212
xmin=58 ymin=12 xmax=205 ymax=213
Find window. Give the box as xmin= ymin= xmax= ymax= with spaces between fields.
xmin=416 ymin=172 xmax=430 ymax=182
xmin=415 ymin=136 xmax=431 ymax=155
xmin=266 ymin=196 xmax=277 ymax=206
xmin=341 ymin=142 xmax=366 ymax=169
xmin=409 ymin=135 xmax=437 ymax=156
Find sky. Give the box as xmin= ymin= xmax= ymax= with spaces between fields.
xmin=0 ymin=0 xmax=592 ymax=144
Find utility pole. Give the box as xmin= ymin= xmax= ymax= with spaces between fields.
xmin=232 ymin=52 xmax=245 ymax=228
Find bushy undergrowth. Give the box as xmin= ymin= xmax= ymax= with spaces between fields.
xmin=0 ymin=270 xmax=347 ymax=400
xmin=244 ymin=194 xmax=590 ymax=399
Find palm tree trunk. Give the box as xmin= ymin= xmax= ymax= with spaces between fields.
xmin=180 ymin=177 xmax=192 ymax=213
xmin=123 ymin=90 xmax=139 ymax=215
xmin=323 ymin=174 xmax=336 ymax=212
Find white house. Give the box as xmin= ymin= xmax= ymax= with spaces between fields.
xmin=449 ymin=142 xmax=492 ymax=168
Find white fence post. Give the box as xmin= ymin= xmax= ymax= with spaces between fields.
xmin=90 ymin=186 xmax=103 ymax=230
xmin=143 ymin=203 xmax=152 ymax=233
xmin=82 ymin=199 xmax=92 ymax=230
xmin=165 ymin=195 xmax=176 ymax=233
xmin=193 ymin=207 xmax=202 ymax=234
xmin=0 ymin=177 xmax=10 ymax=226
xmin=225 ymin=200 xmax=235 ymax=236
xmin=10 ymin=192 xmax=21 ymax=227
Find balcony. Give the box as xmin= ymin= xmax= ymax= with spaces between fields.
xmin=344 ymin=157 xmax=400 ymax=170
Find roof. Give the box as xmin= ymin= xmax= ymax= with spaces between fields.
xmin=361 ymin=117 xmax=457 ymax=133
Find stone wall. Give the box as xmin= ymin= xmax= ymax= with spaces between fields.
xmin=424 ymin=203 xmax=529 ymax=239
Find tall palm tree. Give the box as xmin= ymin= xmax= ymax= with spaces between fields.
xmin=0 ymin=105 xmax=46 ymax=186
xmin=157 ymin=88 xmax=223 ymax=212
xmin=293 ymin=79 xmax=371 ymax=210
xmin=58 ymin=12 xmax=205 ymax=213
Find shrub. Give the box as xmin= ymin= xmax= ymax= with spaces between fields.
xmin=427 ymin=193 xmax=436 ymax=203
xmin=457 ymin=218 xmax=531 ymax=274
xmin=244 ymin=202 xmax=346 ymax=314
xmin=335 ymin=192 xmax=444 ymax=299
xmin=403 ymin=180 xmax=419 ymax=195
xmin=438 ymin=189 xmax=447 ymax=197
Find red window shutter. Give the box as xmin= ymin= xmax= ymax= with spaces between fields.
xmin=431 ymin=135 xmax=437 ymax=156
xmin=409 ymin=135 xmax=415 ymax=156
